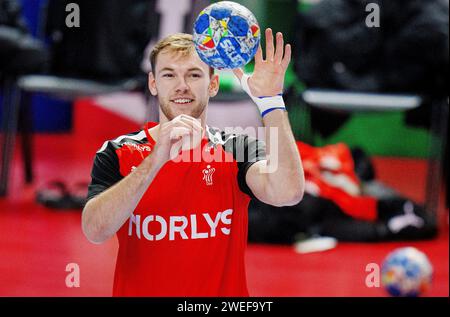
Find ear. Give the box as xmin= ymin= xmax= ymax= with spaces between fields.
xmin=148 ymin=72 xmax=158 ymax=96
xmin=208 ymin=74 xmax=220 ymax=98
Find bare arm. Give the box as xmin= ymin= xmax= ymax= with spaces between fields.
xmin=82 ymin=153 xmax=164 ymax=244
xmin=82 ymin=115 xmax=202 ymax=244
xmin=246 ymin=110 xmax=304 ymax=206
xmin=234 ymin=29 xmax=304 ymax=206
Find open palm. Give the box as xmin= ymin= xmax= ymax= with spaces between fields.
xmin=233 ymin=28 xmax=291 ymax=97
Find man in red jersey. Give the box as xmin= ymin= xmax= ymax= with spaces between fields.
xmin=82 ymin=29 xmax=304 ymax=296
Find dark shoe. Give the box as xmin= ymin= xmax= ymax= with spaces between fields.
xmin=36 ymin=181 xmax=85 ymax=210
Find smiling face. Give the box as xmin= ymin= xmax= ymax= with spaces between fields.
xmin=148 ymin=37 xmax=219 ymax=124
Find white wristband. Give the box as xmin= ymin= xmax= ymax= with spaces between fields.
xmin=240 ymin=74 xmax=286 ymax=117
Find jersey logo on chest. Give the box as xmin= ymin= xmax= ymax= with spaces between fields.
xmin=202 ymin=165 xmax=216 ymax=186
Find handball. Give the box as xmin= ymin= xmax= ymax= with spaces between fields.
xmin=193 ymin=1 xmax=261 ymax=69
xmin=381 ymin=247 xmax=433 ymax=297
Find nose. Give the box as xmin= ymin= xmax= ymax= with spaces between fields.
xmin=175 ymin=76 xmax=190 ymax=93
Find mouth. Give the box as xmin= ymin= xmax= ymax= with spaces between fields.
xmin=171 ymin=98 xmax=195 ymax=105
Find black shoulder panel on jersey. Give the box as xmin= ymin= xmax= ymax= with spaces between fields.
xmin=86 ymin=130 xmax=147 ymax=202
xmin=206 ymin=126 xmax=266 ymax=199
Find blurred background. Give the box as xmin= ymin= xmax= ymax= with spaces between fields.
xmin=0 ymin=0 xmax=448 ymax=296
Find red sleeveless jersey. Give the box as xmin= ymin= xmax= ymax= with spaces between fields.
xmin=87 ymin=122 xmax=266 ymax=296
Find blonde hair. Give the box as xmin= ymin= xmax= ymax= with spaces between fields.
xmin=150 ymin=33 xmax=214 ymax=77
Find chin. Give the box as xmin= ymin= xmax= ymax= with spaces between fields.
xmin=172 ymin=107 xmax=205 ymax=120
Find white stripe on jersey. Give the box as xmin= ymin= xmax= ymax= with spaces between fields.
xmin=97 ymin=130 xmax=147 ymax=153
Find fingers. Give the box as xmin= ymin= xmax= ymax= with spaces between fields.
xmin=281 ymin=44 xmax=292 ymax=69
xmin=255 ymin=45 xmax=263 ymax=64
xmin=172 ymin=115 xmax=203 ymax=141
xmin=160 ymin=117 xmax=189 ymax=134
xmin=155 ymin=115 xmax=204 ymax=161
xmin=232 ymin=68 xmax=244 ymax=81
xmin=170 ymin=127 xmax=191 ymax=140
xmin=264 ymin=29 xmax=290 ymax=67
xmin=274 ymin=32 xmax=284 ymax=64
xmin=265 ymin=28 xmax=274 ymax=61
xmin=172 ymin=115 xmax=202 ymax=132
xmin=160 ymin=115 xmax=202 ymax=140
xmin=169 ymin=115 xmax=203 ymax=153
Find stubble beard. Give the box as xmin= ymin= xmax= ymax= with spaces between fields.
xmin=159 ymin=99 xmax=207 ymax=121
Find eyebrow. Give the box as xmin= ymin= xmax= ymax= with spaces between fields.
xmin=158 ymin=67 xmax=205 ymax=74
xmin=158 ymin=67 xmax=175 ymax=73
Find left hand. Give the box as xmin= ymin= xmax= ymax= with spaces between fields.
xmin=233 ymin=28 xmax=291 ymax=97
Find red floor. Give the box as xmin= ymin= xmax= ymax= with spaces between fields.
xmin=0 ymin=100 xmax=448 ymax=297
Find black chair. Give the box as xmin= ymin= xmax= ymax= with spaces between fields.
xmin=0 ymin=0 xmax=155 ymax=196
xmin=0 ymin=11 xmax=49 ymax=196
